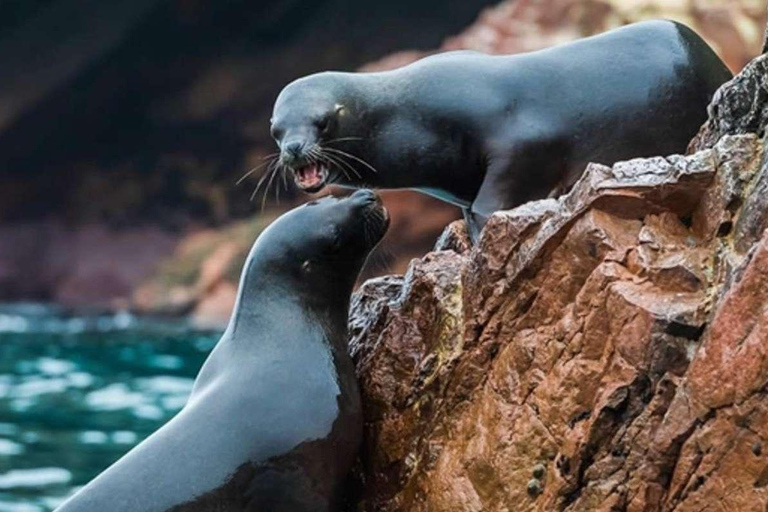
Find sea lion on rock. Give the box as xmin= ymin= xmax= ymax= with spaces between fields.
xmin=270 ymin=20 xmax=732 ymax=242
xmin=55 ymin=189 xmax=389 ymax=512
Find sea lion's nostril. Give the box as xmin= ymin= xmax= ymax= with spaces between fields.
xmin=351 ymin=189 xmax=378 ymax=206
xmin=283 ymin=141 xmax=303 ymax=161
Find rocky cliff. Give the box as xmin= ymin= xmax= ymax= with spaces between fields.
xmin=349 ymin=39 xmax=768 ymax=511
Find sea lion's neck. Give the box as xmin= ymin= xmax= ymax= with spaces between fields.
xmin=345 ymin=72 xmax=405 ymax=112
xmin=229 ymin=268 xmax=351 ymax=343
xmin=190 ymin=286 xmax=348 ymax=400
xmin=340 ymin=73 xmax=481 ymax=200
xmin=190 ymin=261 xmax=353 ymax=398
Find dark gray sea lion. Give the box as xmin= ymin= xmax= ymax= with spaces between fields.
xmin=55 ymin=189 xmax=389 ymax=512
xmin=269 ymin=20 xmax=732 ymax=241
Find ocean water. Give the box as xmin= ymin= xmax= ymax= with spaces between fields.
xmin=0 ymin=304 xmax=220 ymax=512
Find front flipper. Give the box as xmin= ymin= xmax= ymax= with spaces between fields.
xmin=463 ymin=208 xmax=488 ymax=245
xmin=466 ymin=152 xmax=516 ymax=244
xmin=468 ymin=137 xmax=565 ymax=244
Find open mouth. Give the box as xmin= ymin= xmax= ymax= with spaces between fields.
xmin=292 ymin=164 xmax=329 ymax=193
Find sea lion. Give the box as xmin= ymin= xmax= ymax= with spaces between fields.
xmin=269 ymin=20 xmax=732 ymax=242
xmin=55 ymin=189 xmax=389 ymax=512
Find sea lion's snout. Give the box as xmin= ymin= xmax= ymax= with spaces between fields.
xmin=349 ymin=189 xmax=389 ymax=244
xmin=281 ymin=140 xmax=303 ymax=161
xmin=349 ymin=188 xmax=378 ymax=205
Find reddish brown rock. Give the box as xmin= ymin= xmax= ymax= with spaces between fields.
xmin=349 ymin=43 xmax=768 ymax=508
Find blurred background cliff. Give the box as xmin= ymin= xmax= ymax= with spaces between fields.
xmin=0 ymin=0 xmax=765 ymax=328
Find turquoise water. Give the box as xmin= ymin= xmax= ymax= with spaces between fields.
xmin=0 ymin=304 xmax=221 ymax=512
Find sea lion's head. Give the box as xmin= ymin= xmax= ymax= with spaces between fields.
xmin=246 ymin=189 xmax=388 ymax=298
xmin=271 ymin=73 xmax=372 ymax=193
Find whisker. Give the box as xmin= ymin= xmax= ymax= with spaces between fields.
xmin=324 ymin=136 xmax=364 ymax=144
xmin=261 ymin=164 xmax=281 ymax=212
xmin=362 ymin=209 xmax=373 ymax=247
xmin=323 ymin=147 xmax=379 ymax=175
xmin=305 ymin=148 xmax=326 ymax=174
xmin=249 ymin=159 xmax=279 ymax=201
xmin=314 ymin=152 xmax=349 ymax=180
xmin=275 ymin=167 xmax=281 ymax=205
xmin=281 ymin=165 xmax=289 ymax=191
xmin=317 ymin=149 xmax=359 ymax=180
xmin=308 ymin=147 xmax=351 ymax=181
xmin=306 ymin=147 xmax=321 ymax=165
xmin=237 ymin=157 xmax=277 ymax=185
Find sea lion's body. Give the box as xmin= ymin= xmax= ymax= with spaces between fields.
xmin=56 ymin=190 xmax=389 ymax=512
xmin=271 ymin=20 xmax=732 ymax=240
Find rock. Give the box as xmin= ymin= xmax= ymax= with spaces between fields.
xmin=433 ymin=220 xmax=472 ymax=255
xmin=349 ymin=45 xmax=768 ymax=509
xmin=690 ymin=53 xmax=768 ymax=152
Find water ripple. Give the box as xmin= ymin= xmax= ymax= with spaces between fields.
xmin=0 ymin=304 xmax=219 ymax=511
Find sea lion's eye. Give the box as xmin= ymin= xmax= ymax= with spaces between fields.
xmin=328 ymin=226 xmax=343 ymax=253
xmin=316 ymin=116 xmax=331 ymax=134
xmin=270 ymin=125 xmax=284 ymax=140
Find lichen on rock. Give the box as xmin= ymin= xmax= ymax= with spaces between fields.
xmin=349 ymin=43 xmax=768 ymax=511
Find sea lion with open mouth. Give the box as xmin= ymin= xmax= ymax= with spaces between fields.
xmin=55 ymin=189 xmax=389 ymax=512
xmin=270 ymin=20 xmax=732 ymax=242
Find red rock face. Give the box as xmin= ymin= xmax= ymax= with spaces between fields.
xmin=349 ymin=47 xmax=768 ymax=510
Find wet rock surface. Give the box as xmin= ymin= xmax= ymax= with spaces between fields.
xmin=349 ymin=46 xmax=768 ymax=510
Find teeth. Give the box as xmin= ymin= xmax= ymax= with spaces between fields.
xmin=295 ymin=164 xmax=326 ymax=189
